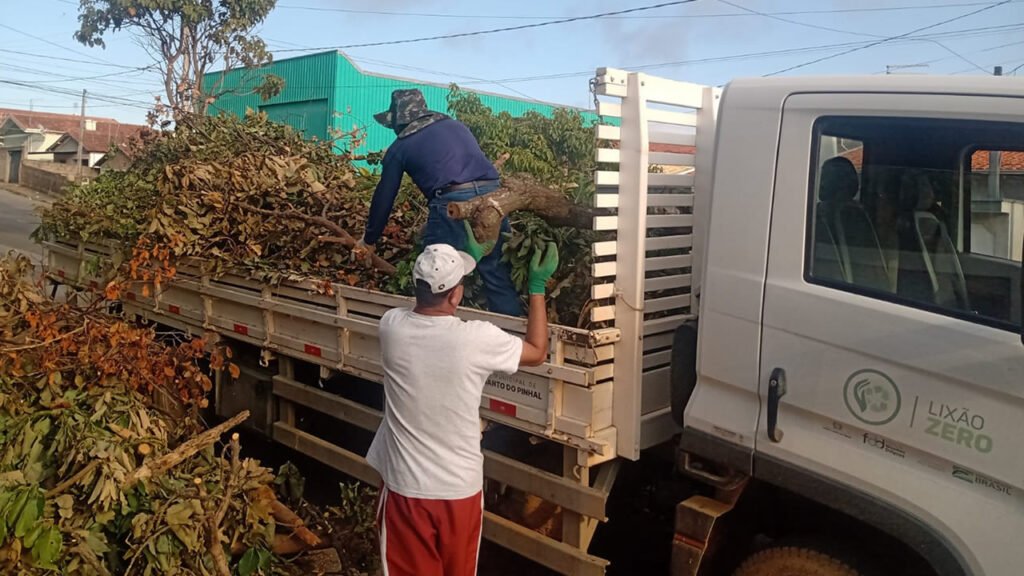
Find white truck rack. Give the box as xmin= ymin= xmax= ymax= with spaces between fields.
xmin=43 ymin=67 xmax=718 ymax=576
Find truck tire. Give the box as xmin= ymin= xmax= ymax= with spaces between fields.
xmin=733 ymin=547 xmax=860 ymax=576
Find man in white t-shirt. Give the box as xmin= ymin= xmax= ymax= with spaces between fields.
xmin=367 ymin=228 xmax=558 ymax=576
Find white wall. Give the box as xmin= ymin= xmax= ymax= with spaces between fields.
xmin=1005 ymin=200 xmax=1024 ymax=262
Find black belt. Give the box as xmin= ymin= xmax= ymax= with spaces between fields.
xmin=436 ymin=179 xmax=499 ymax=197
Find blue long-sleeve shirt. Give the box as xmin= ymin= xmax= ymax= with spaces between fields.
xmin=363 ymin=118 xmax=499 ymax=245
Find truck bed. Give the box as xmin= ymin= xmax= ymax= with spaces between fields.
xmin=45 ymin=239 xmax=621 ymax=458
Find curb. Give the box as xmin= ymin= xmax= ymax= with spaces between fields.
xmin=0 ymin=184 xmax=58 ymax=205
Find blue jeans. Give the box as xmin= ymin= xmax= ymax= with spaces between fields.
xmin=424 ymin=182 xmax=523 ymax=317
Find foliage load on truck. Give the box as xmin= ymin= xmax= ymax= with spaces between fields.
xmin=35 ymin=89 xmax=599 ymax=326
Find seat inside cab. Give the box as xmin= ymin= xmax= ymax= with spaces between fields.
xmin=808 ymin=116 xmax=1023 ymax=328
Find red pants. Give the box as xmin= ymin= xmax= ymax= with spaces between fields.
xmin=377 ymin=486 xmax=483 ymax=576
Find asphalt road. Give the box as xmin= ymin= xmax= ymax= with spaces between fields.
xmin=0 ymin=185 xmax=45 ymax=264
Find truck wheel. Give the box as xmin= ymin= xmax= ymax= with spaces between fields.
xmin=733 ymin=547 xmax=860 ymax=576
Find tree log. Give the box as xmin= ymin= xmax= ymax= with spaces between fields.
xmin=446 ymin=175 xmax=592 ymax=249
xmin=122 ymin=410 xmax=249 ymax=489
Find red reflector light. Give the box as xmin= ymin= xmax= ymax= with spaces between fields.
xmin=488 ymin=399 xmax=517 ymax=418
xmin=304 ymin=344 xmax=322 ymax=357
xmin=233 ymin=324 xmax=248 ymax=336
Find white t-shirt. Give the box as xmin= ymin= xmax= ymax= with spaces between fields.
xmin=366 ymin=308 xmax=523 ymax=500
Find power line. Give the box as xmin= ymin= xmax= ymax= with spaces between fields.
xmin=445 ymin=23 xmax=1024 ymax=85
xmin=274 ymin=1 xmax=699 ymax=52
xmin=764 ymin=0 xmax=1013 ymax=76
xmin=275 ymin=1 xmax=1021 ymax=19
xmin=0 ymin=100 xmax=138 ymax=110
xmin=264 ymin=35 xmax=547 ymax=102
xmin=718 ymin=0 xmax=894 ymax=37
xmin=231 ymin=22 xmax=1024 ymax=93
xmin=0 ymin=62 xmax=163 ymax=93
xmin=719 ymin=1 xmax=992 ymax=73
xmin=0 ymin=79 xmax=155 ymax=110
xmin=0 ymin=66 xmax=156 ymax=84
xmin=0 ymin=23 xmax=119 ymax=68
xmin=0 ymin=48 xmax=143 ymax=70
xmin=877 ymin=37 xmax=1024 ymax=75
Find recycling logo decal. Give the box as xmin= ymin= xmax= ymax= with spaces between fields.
xmin=843 ymin=369 xmax=901 ymax=426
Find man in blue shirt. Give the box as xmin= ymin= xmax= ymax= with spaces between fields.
xmin=356 ymin=89 xmax=522 ymax=316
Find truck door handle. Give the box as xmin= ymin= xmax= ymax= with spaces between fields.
xmin=767 ymin=367 xmax=787 ymax=443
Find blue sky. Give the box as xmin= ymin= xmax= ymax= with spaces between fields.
xmin=1 ymin=0 xmax=1022 ymax=124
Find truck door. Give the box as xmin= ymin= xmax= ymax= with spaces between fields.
xmin=757 ymin=92 xmax=1024 ymax=575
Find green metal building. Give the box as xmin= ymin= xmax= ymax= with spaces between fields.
xmin=203 ymin=51 xmax=591 ymax=155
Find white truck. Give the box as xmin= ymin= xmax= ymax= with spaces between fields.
xmin=44 ymin=69 xmax=1024 ymax=576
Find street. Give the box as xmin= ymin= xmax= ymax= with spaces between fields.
xmin=0 ymin=185 xmax=46 ymax=264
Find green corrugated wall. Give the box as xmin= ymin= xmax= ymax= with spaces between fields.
xmin=203 ymin=51 xmax=601 ymax=156
xmin=204 ymin=51 xmax=337 ymax=143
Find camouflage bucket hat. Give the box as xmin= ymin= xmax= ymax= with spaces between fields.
xmin=374 ymin=89 xmax=433 ymax=129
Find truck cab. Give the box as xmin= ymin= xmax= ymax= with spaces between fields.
xmin=681 ymin=76 xmax=1024 ymax=575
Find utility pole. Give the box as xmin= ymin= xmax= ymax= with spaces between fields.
xmin=77 ymin=89 xmax=87 ymax=179
xmin=988 ymin=66 xmax=1002 ymax=223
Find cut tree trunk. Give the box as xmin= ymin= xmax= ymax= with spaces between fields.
xmin=122 ymin=410 xmax=249 ymax=489
xmin=446 ymin=175 xmax=592 ymax=250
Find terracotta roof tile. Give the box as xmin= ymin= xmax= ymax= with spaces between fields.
xmin=839 ymin=147 xmax=1024 ymax=172
xmin=971 ymin=150 xmax=1024 ymax=172
xmin=47 ymin=122 xmax=149 ymax=153
xmin=0 ymin=107 xmax=118 ymax=134
xmin=650 ymin=142 xmax=696 ymax=155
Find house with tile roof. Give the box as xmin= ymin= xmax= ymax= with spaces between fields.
xmin=0 ymin=108 xmax=144 ymax=183
xmin=45 ymin=122 xmax=148 ymax=168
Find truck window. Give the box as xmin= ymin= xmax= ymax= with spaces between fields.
xmin=807 ymin=117 xmax=1023 ymax=331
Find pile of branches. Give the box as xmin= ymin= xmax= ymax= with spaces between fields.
xmin=0 ymin=254 xmax=319 ymax=575
xmin=37 ymin=112 xmax=423 ymax=289
xmin=38 ymin=92 xmax=600 ymax=326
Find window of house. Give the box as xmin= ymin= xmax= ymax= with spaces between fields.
xmin=807 ymin=117 xmax=1023 ymax=330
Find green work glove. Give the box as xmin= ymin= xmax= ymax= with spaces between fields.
xmin=528 ymin=242 xmax=559 ymax=295
xmin=463 ymin=221 xmax=495 ymax=262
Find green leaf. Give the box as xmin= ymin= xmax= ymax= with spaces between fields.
xmin=14 ymin=489 xmax=42 ymax=538
xmin=238 ymin=548 xmax=260 ymax=576
xmin=22 ymin=522 xmax=43 ymax=549
xmin=30 ymin=525 xmax=62 ymax=568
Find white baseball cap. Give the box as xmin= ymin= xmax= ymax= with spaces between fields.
xmin=413 ymin=244 xmax=476 ymax=294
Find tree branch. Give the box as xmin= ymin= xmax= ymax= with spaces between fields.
xmin=122 ymin=410 xmax=249 ymax=489
xmin=248 ymin=206 xmax=397 ymax=274
xmin=45 ymin=460 xmax=99 ymax=498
